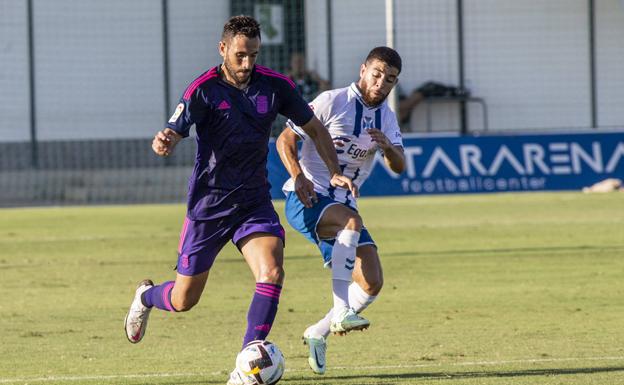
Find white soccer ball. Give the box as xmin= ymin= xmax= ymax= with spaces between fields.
xmin=235 ymin=340 xmax=285 ymax=385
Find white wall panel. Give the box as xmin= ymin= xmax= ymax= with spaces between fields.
xmin=167 ymin=0 xmax=228 ymax=109
xmin=595 ymin=0 xmax=624 ymax=127
xmin=34 ymin=0 xmax=163 ymax=140
xmin=0 ymin=0 xmax=30 ymax=141
xmin=304 ymin=0 xmax=329 ymax=80
xmin=330 ymin=0 xmax=387 ymax=88
xmin=464 ymin=0 xmax=591 ymax=131
xmin=396 ymin=0 xmax=460 ymax=132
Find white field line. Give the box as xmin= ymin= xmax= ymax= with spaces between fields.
xmin=2 ymin=356 xmax=624 ymax=383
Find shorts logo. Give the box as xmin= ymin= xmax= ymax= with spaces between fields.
xmin=181 ymin=254 xmax=190 ymax=269
xmin=257 ymin=95 xmax=268 ymax=114
xmin=168 ymin=103 xmax=184 ymax=123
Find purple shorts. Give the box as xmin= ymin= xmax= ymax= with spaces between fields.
xmin=175 ymin=202 xmax=285 ymax=276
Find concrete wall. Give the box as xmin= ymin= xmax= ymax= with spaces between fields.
xmin=2 ymin=0 xmax=624 ymax=143
xmin=0 ymin=0 xmax=228 ymax=142
xmin=305 ymin=0 xmax=624 ymax=133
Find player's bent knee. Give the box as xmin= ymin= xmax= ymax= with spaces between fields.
xmin=257 ymin=265 xmax=285 ymax=284
xmin=344 ymin=214 xmax=363 ymax=232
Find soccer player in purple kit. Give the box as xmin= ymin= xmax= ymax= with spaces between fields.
xmin=123 ymin=15 xmax=356 ymax=385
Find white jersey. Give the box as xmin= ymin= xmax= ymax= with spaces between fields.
xmin=282 ymin=83 xmax=403 ymax=209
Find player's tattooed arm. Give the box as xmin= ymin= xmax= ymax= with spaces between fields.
xmin=367 ymin=128 xmax=405 ymax=174
xmin=152 ymin=128 xmax=183 ymax=157
xmin=276 ymin=128 xmax=317 ymax=208
xmin=301 ymin=117 xmax=359 ymax=198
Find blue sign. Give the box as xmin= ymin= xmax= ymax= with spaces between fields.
xmin=268 ymin=131 xmax=624 ymax=198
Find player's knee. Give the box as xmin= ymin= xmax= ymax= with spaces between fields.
xmin=257 ymin=265 xmax=285 ymax=285
xmin=343 ymin=213 xmax=363 ymax=232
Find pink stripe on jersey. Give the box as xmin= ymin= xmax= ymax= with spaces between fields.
xmin=162 ymin=282 xmax=175 ymax=312
xmin=183 ymin=68 xmax=218 ymax=100
xmin=255 ymin=65 xmax=296 ymax=88
xmin=178 ymin=217 xmax=190 ymax=254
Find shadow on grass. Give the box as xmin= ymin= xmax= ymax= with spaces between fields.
xmin=289 ymin=365 xmax=624 ymax=384
xmin=123 ymin=379 xmax=224 ymax=385
xmin=9 ymin=366 xmax=623 ymax=385
xmin=374 ymin=244 xmax=624 ymax=259
xmin=269 ymin=244 xmax=624 ymax=264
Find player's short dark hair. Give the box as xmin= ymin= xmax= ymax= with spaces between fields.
xmin=365 ymin=46 xmax=402 ymax=73
xmin=222 ymin=15 xmax=261 ymax=41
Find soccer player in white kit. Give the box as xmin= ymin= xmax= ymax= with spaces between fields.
xmin=277 ymin=46 xmax=406 ymax=375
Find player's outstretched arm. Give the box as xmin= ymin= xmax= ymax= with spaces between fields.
xmin=300 ymin=117 xmax=359 ymax=198
xmin=152 ymin=128 xmax=182 ymax=157
xmin=367 ymin=128 xmax=406 ymax=174
xmin=276 ymin=128 xmax=317 ymax=208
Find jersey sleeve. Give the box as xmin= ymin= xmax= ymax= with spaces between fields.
xmin=286 ymin=91 xmax=333 ymax=140
xmin=166 ymin=88 xmax=210 ymax=137
xmin=277 ymin=78 xmax=315 ymax=127
xmin=383 ymin=109 xmax=404 ymax=147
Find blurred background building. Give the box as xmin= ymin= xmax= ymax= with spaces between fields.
xmin=1 ymin=0 xmax=623 ymax=206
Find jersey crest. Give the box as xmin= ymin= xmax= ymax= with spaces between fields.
xmin=257 ymin=95 xmax=269 ymax=114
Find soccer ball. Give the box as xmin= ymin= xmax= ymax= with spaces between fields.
xmin=235 ymin=340 xmax=285 ymax=385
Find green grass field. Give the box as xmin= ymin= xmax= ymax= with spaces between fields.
xmin=1 ymin=192 xmax=624 ymax=385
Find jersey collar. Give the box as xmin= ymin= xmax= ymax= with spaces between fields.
xmin=216 ymin=64 xmax=257 ymax=90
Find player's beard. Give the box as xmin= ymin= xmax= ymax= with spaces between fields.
xmin=361 ymin=86 xmax=387 ymax=107
xmin=222 ymin=60 xmax=252 ymax=87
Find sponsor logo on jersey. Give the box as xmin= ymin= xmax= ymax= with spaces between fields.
xmin=168 ymin=103 xmax=184 ymax=123
xmin=346 ymin=143 xmax=371 ymax=159
xmin=217 ymin=100 xmax=231 ymax=110
xmin=333 ymin=136 xmax=351 ymax=154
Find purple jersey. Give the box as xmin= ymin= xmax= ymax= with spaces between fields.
xmin=167 ymin=65 xmax=314 ymax=220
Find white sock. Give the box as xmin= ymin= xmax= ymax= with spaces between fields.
xmin=332 ymin=279 xmax=350 ymax=311
xmin=305 ymin=230 xmax=362 ymax=340
xmin=306 ymin=283 xmax=378 ymax=340
xmin=305 ymin=309 xmax=333 ymax=339
xmin=349 ymin=282 xmax=377 ymax=313
xmin=331 ymin=229 xmax=360 ymax=314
